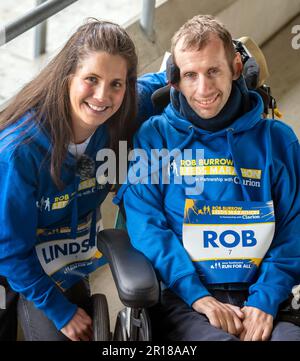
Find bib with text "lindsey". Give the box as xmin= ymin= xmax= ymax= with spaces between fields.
xmin=182 ymin=200 xmax=275 ymax=284
xmin=35 ymin=212 xmax=107 ymax=290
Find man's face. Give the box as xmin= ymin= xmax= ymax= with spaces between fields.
xmin=174 ymin=35 xmax=240 ymax=119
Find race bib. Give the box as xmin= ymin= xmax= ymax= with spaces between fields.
xmin=182 ymin=200 xmax=275 ymax=284
xmin=35 ymin=212 xmax=107 ymax=290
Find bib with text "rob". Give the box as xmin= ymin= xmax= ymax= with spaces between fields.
xmin=182 ymin=200 xmax=275 ymax=284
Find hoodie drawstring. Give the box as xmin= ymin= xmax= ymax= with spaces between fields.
xmin=176 ymin=126 xmax=196 ymax=151
xmin=70 ymin=175 xmax=80 ymax=239
xmin=226 ymin=128 xmax=251 ymax=202
xmin=70 ymin=175 xmax=97 ymax=242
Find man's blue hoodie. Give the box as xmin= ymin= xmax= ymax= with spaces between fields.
xmin=115 ymin=81 xmax=300 ymax=318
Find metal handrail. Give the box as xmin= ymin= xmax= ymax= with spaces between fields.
xmin=0 ymin=0 xmax=158 ymax=108
xmin=34 ymin=0 xmax=48 ymax=58
xmin=1 ymin=0 xmax=157 ymax=56
xmin=140 ymin=0 xmax=156 ymax=42
xmin=0 ymin=0 xmax=77 ymax=46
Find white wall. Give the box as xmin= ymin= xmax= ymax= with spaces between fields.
xmin=126 ymin=0 xmax=300 ymax=74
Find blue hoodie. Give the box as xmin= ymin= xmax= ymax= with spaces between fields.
xmin=0 ymin=71 xmax=167 ymax=330
xmin=115 ymin=83 xmax=300 ymax=318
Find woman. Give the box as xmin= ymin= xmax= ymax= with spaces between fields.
xmin=0 ymin=19 xmax=165 ymax=341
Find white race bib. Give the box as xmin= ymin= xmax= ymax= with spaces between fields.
xmin=35 ymin=213 xmax=106 ymax=290
xmin=182 ymin=200 xmax=275 ymax=284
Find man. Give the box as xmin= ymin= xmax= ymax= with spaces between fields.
xmin=114 ymin=15 xmax=300 ymax=341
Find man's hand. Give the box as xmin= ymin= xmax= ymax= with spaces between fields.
xmin=239 ymin=306 xmax=273 ymax=341
xmin=192 ymin=296 xmax=244 ymax=336
xmin=61 ymin=307 xmax=93 ymax=341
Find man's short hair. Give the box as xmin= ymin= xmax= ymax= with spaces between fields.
xmin=171 ymin=15 xmax=236 ymax=73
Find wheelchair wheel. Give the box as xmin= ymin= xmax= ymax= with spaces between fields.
xmin=113 ymin=308 xmax=151 ymax=341
xmin=113 ymin=312 xmax=127 ymax=341
xmin=92 ymin=293 xmax=110 ymax=341
xmin=135 ymin=309 xmax=151 ymax=341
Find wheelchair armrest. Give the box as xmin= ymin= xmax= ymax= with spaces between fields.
xmin=97 ymin=229 xmax=159 ymax=308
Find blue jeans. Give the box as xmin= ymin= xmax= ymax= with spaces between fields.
xmin=149 ymin=289 xmax=300 ymax=341
xmin=17 ymin=279 xmax=91 ymax=341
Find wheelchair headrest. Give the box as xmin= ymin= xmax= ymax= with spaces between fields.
xmin=238 ymin=36 xmax=269 ymax=87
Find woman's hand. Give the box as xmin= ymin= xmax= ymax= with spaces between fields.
xmin=61 ymin=307 xmax=93 ymax=341
xmin=192 ymin=296 xmax=244 ymax=336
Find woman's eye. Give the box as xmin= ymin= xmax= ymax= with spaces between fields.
xmin=86 ymin=76 xmax=97 ymax=84
xmin=112 ymin=81 xmax=123 ymax=89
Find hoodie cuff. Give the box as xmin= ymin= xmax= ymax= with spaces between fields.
xmin=244 ymin=287 xmax=281 ymax=318
xmin=42 ymin=287 xmax=78 ymax=330
xmin=171 ymin=273 xmax=211 ymax=306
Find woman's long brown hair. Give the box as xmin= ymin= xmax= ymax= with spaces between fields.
xmin=0 ymin=19 xmax=138 ymax=188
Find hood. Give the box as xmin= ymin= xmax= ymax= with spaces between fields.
xmin=166 ymin=89 xmax=264 ymax=138
xmin=0 ymin=111 xmax=51 ymax=157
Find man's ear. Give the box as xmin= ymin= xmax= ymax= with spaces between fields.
xmin=232 ymin=52 xmax=243 ymax=80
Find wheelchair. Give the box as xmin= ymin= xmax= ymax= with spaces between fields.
xmin=94 ymin=210 xmax=159 ymax=341
xmin=92 ymin=40 xmax=300 ymax=340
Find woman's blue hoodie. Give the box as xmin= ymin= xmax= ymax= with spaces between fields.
xmin=0 ymin=71 xmax=166 ymax=330
xmin=115 ymin=87 xmax=300 ymax=318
